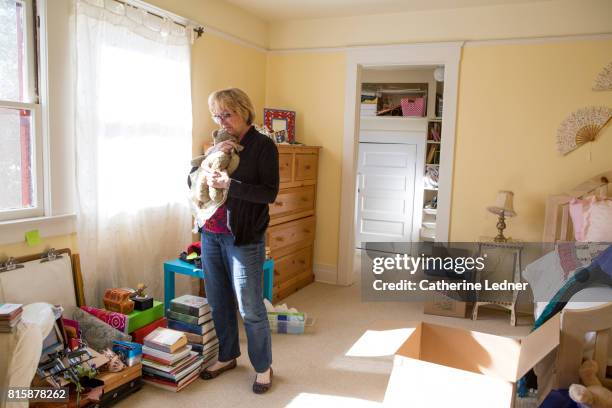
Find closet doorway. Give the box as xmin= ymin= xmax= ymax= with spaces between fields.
xmin=338 ymin=43 xmax=462 ymax=285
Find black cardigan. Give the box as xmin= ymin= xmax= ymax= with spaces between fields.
xmin=189 ymin=126 xmax=279 ymax=246
xmin=227 ymin=126 xmax=279 ymax=245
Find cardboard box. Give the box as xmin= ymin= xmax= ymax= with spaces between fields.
xmin=423 ymin=292 xmax=469 ymax=318
xmin=383 ymin=314 xmax=560 ymax=408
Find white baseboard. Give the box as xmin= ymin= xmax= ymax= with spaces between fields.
xmin=314 ymin=263 xmax=338 ymax=284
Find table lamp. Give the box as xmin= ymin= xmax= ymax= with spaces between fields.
xmin=487 ymin=191 xmax=516 ymax=243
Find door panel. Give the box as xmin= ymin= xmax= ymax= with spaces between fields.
xmin=355 ymin=143 xmax=417 ymax=246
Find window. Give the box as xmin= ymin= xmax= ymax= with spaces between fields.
xmin=0 ymin=0 xmax=43 ymax=221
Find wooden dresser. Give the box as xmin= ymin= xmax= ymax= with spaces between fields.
xmin=267 ymin=145 xmax=321 ymax=302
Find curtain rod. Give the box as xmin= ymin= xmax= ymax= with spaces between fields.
xmin=111 ymin=0 xmax=205 ymax=38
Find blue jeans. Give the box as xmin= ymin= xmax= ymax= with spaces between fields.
xmin=201 ymin=231 xmax=272 ymax=373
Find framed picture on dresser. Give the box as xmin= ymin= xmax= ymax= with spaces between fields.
xmin=264 ymin=108 xmax=296 ymax=143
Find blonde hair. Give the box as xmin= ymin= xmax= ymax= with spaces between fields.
xmin=208 ymin=88 xmax=256 ymax=125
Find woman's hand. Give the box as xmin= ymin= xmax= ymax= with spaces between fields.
xmin=207 ymin=140 xmax=236 ymax=155
xmin=207 ymin=170 xmax=231 ymax=189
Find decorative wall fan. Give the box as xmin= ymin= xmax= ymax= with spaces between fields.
xmin=593 ymin=62 xmax=612 ymax=91
xmin=556 ymin=106 xmax=612 ymax=155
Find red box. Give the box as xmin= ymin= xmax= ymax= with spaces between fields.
xmin=130 ymin=317 xmax=167 ymax=344
xmin=400 ymin=97 xmax=426 ymax=117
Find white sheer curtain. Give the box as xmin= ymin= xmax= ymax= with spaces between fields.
xmin=75 ymin=0 xmax=193 ymax=306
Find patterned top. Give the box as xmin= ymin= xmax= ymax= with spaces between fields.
xmin=203 ymin=203 xmax=231 ymax=234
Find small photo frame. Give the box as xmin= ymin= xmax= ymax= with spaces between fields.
xmin=274 ymin=130 xmax=287 ymax=144
xmin=264 ymin=108 xmax=296 ymax=143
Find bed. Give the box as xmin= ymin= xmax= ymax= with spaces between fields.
xmin=532 ymin=171 xmax=612 ymax=404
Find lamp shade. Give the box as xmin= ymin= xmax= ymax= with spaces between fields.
xmin=487 ymin=190 xmax=516 ymax=217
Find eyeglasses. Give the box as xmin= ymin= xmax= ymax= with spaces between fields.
xmin=212 ymin=112 xmax=233 ymax=124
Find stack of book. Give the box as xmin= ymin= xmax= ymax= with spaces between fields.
xmin=141 ymin=327 xmax=203 ymax=392
xmin=360 ymin=92 xmax=378 ymax=117
xmin=0 ymin=303 xmax=23 ymax=332
xmin=166 ymin=295 xmax=219 ymax=368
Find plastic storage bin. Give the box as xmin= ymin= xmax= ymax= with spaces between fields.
xmin=267 ymin=312 xmax=314 ymax=334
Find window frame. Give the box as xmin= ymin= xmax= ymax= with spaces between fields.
xmin=0 ymin=0 xmax=45 ymax=222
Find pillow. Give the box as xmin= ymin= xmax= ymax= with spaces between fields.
xmin=70 ymin=308 xmax=131 ymax=352
xmin=569 ymin=196 xmax=612 ymax=242
xmin=522 ymin=249 xmax=566 ymax=304
xmin=569 ymin=198 xmax=590 ymax=241
xmin=584 ymin=199 xmax=612 ymax=241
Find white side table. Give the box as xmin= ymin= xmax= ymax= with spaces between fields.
xmin=471 ymin=239 xmax=524 ymax=326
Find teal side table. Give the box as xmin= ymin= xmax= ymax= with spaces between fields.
xmin=163 ymin=258 xmax=274 ymax=310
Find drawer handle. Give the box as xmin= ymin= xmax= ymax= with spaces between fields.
xmin=300 ymin=196 xmax=309 ymax=202
xmin=305 ymin=165 xmax=311 ymax=170
xmin=274 ymin=201 xmax=284 ymax=206
xmin=298 ymin=259 xmax=306 ymax=265
xmin=275 ymin=237 xmax=284 ymax=242
xmin=303 ymin=229 xmax=311 ymax=234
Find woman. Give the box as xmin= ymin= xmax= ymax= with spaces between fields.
xmin=198 ymin=88 xmax=279 ymax=394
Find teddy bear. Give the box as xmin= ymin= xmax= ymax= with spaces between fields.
xmin=569 ymin=359 xmax=612 ymax=408
xmin=190 ymin=128 xmax=243 ymax=215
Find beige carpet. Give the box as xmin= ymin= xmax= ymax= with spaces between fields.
xmin=116 ymin=281 xmax=532 ymax=408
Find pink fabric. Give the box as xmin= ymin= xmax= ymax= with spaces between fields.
xmin=569 ymin=198 xmax=589 ymax=241
xmin=569 ymin=196 xmax=612 ymax=242
xmin=81 ymin=305 xmax=128 ymax=333
xmin=585 ymin=199 xmax=612 ymax=241
xmin=203 ymin=204 xmax=231 ymax=234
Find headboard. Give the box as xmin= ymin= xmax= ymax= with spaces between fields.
xmin=536 ymin=171 xmax=612 ymax=396
xmin=0 ymin=249 xmax=85 ymax=307
xmin=543 ymin=171 xmax=612 ymax=243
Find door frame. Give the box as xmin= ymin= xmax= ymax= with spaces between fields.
xmin=337 ymin=42 xmax=463 ymax=286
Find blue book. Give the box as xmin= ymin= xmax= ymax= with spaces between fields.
xmin=167 ymin=318 xmax=206 ymax=335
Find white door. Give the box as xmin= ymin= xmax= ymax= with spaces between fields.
xmin=355 ymin=142 xmax=417 ymax=248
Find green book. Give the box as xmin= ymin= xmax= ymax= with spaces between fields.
xmin=166 ymin=309 xmax=211 ymax=325
xmin=126 ymin=301 xmax=164 ymax=333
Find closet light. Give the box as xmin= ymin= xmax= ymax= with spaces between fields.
xmin=434 ymin=66 xmax=445 ymax=82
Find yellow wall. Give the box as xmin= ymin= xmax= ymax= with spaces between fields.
xmin=451 ymin=38 xmax=612 ymax=241
xmin=0 ymin=234 xmax=78 ymax=259
xmin=265 ymin=52 xmax=346 ymax=267
xmin=146 ymin=0 xmax=268 ymax=49
xmin=191 ymin=34 xmax=267 ymax=155
xmin=268 ymin=0 xmax=612 ymax=49
xmin=264 ymin=38 xmax=612 ymax=267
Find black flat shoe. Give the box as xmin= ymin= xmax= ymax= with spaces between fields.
xmin=252 ymin=367 xmax=273 ymax=394
xmin=200 ymin=359 xmax=237 ymax=380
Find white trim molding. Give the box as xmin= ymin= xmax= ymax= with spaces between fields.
xmin=337 ymin=42 xmax=463 ymax=286
xmin=0 ymin=214 xmax=76 ymax=246
xmin=314 ymin=263 xmax=338 ymax=285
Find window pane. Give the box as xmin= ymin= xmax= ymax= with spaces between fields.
xmin=0 ymin=0 xmax=26 ymax=102
xmin=0 ymin=107 xmax=35 ymax=210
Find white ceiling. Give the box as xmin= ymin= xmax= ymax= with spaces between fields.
xmin=224 ymin=0 xmax=546 ymax=22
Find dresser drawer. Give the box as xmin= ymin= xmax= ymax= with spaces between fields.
xmin=273 ymin=270 xmax=315 ymax=303
xmin=269 ymin=185 xmax=315 ymax=219
xmin=267 ymin=216 xmax=315 ymax=258
xmin=278 ymin=153 xmax=293 ymax=183
xmin=273 ymin=245 xmax=313 ymax=286
xmin=295 ymin=154 xmax=318 ymax=181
